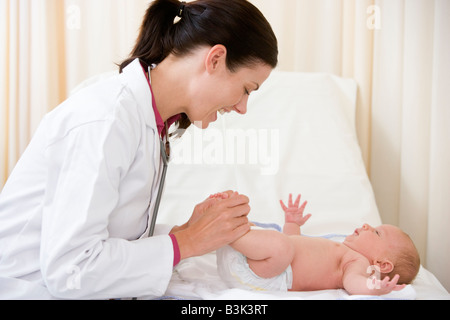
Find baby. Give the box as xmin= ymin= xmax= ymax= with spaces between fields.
xmin=214 ymin=193 xmax=420 ymax=295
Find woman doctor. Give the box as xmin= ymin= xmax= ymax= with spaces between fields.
xmin=0 ymin=0 xmax=278 ymax=299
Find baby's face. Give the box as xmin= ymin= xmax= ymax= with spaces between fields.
xmin=343 ymin=224 xmax=405 ymax=261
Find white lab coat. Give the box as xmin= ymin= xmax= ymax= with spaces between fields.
xmin=0 ymin=59 xmax=175 ymax=300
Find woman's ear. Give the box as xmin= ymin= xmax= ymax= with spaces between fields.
xmin=205 ymin=44 xmax=227 ymax=74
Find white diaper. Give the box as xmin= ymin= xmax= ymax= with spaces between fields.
xmin=216 ymin=245 xmax=293 ymax=292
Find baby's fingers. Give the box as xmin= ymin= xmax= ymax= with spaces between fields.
xmin=380 ymin=276 xmax=392 ymax=289
xmin=389 ymin=274 xmax=400 ymax=284
xmin=293 ymin=194 xmax=301 ymax=207
xmin=288 ymin=194 xmax=293 ymax=207
xmin=383 ymin=274 xmax=404 ymax=290
xmin=299 ymin=200 xmax=308 ymax=213
xmin=280 ymin=200 xmax=288 ymax=211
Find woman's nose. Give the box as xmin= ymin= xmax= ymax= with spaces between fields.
xmin=233 ymin=95 xmax=249 ymax=115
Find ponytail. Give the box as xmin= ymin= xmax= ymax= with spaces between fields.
xmin=119 ymin=0 xmax=181 ymax=72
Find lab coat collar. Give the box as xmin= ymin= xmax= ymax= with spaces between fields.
xmin=121 ymin=58 xmax=157 ymax=130
xmin=121 ymin=58 xmax=162 ymax=195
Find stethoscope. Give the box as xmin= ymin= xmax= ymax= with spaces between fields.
xmin=133 ymin=124 xmax=169 ymax=299
xmin=142 ymin=60 xmax=171 ymax=238
xmin=131 ymin=63 xmax=171 ymax=301
xmin=148 ymin=122 xmax=170 ymax=237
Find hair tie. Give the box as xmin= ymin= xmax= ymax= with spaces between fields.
xmin=177 ymin=2 xmax=186 ymax=18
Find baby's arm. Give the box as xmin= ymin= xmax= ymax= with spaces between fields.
xmin=342 ymin=260 xmax=406 ymax=296
xmin=279 ymin=194 xmax=311 ymax=236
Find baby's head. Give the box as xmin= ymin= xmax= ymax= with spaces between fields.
xmin=344 ymin=224 xmax=420 ymax=284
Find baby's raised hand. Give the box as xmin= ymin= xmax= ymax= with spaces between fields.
xmin=280 ymin=194 xmax=312 ymax=227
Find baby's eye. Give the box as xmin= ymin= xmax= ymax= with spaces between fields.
xmin=375 ymin=230 xmax=380 ymax=236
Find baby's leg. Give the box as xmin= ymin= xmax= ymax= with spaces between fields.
xmin=230 ymin=229 xmax=294 ymax=279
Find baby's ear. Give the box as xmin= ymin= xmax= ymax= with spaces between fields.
xmin=375 ymin=259 xmax=394 ymax=274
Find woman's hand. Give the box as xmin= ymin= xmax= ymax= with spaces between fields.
xmin=173 ymin=191 xmax=251 ymax=259
xmin=186 ymin=191 xmax=234 ymax=227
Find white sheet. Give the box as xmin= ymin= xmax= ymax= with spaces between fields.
xmin=156 ymin=71 xmax=450 ymax=300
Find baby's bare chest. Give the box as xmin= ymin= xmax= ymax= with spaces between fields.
xmin=289 ymin=237 xmax=356 ymax=291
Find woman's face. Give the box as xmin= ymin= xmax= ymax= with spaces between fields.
xmin=186 ymin=47 xmax=273 ymax=129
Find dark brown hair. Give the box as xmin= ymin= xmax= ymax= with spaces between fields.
xmin=119 ymin=0 xmax=278 ymax=131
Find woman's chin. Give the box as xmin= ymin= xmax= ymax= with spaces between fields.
xmin=192 ymin=113 xmax=217 ymax=129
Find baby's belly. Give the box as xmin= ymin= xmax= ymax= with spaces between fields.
xmin=289 ymin=236 xmax=344 ymax=291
